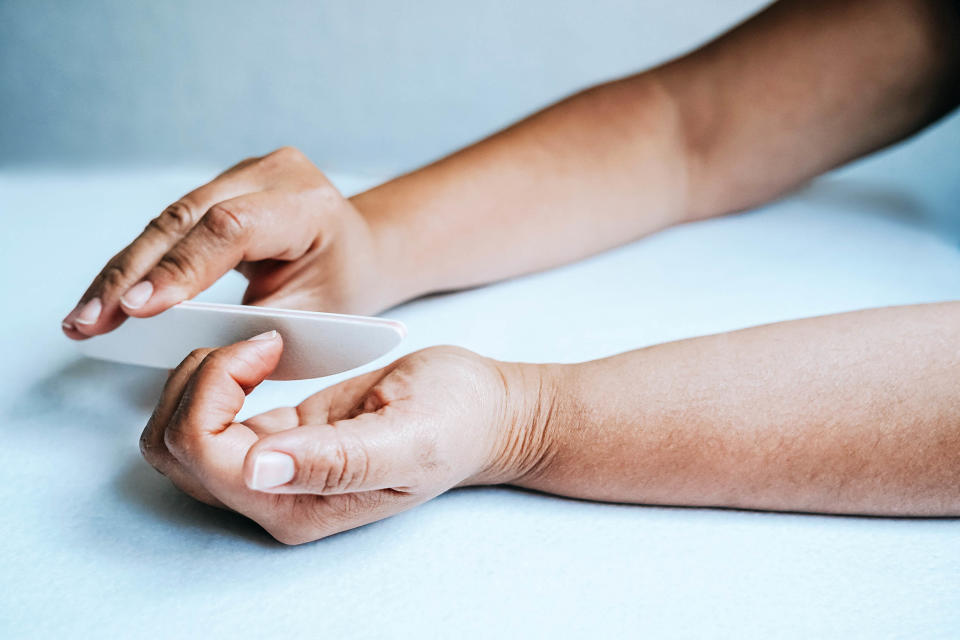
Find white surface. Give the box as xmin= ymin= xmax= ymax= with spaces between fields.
xmin=1 ymin=152 xmax=960 ymax=637
xmin=76 ymin=300 xmax=406 ymax=380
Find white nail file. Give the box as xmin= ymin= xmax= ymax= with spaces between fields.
xmin=74 ymin=301 xmax=406 ymax=380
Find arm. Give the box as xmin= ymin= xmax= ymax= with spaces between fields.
xmin=139 ymin=302 xmax=960 ymax=545
xmin=66 ymin=0 xmax=958 ymax=336
xmin=513 ymin=302 xmax=960 ymax=516
xmin=358 ymin=0 xmax=960 ymax=300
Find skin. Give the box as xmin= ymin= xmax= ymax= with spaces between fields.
xmin=64 ymin=0 xmax=960 ymax=543
xmin=138 ymin=335 xmax=543 ymax=544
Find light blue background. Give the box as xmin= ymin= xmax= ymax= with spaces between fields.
xmin=3 ymin=1 xmax=956 ymax=227
xmin=2 ymin=0 xmax=770 ymax=171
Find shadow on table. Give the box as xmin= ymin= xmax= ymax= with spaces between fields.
xmin=112 ymin=457 xmax=279 ymax=548
xmin=6 ymin=357 xmax=167 ymax=429
xmin=111 ymin=457 xmax=405 ymax=550
xmin=798 ymin=178 xmax=926 ymax=224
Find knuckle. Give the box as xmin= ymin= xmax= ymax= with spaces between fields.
xmin=301 ymin=438 xmax=355 ymax=493
xmin=196 ymin=348 xmax=231 ymax=376
xmin=182 ymin=348 xmax=212 ymax=370
xmin=162 ymin=424 xmax=184 ymax=455
xmin=304 ymin=183 xmax=339 ymax=210
xmin=171 ymin=347 xmax=214 ymax=379
xmin=334 ymin=436 xmax=369 ymax=492
xmin=301 ymin=445 xmax=338 ymax=493
xmin=257 ymin=146 xmax=306 ymax=173
xmin=339 ymin=437 xmax=370 ymax=492
xmin=150 ymin=201 xmax=196 ymax=236
xmin=154 ymin=249 xmax=199 ymax=284
xmin=139 ymin=433 xmax=171 ymax=476
xmin=139 ymin=428 xmax=159 ymax=463
xmin=203 ymin=204 xmax=247 ymax=242
xmin=100 ymin=263 xmax=131 ymax=291
xmin=270 ymin=145 xmax=304 ymax=162
xmin=163 ymin=422 xmax=194 ymax=458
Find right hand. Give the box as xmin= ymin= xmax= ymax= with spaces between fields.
xmin=62 ymin=146 xmax=402 ymax=339
xmin=138 ymin=336 xmax=553 ymax=545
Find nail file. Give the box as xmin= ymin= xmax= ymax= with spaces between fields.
xmin=74 ymin=301 xmax=407 ymax=380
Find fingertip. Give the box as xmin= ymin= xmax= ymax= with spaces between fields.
xmin=243 ymin=329 xmax=284 ymax=361
xmin=61 ymin=322 xmax=90 ymax=340
xmin=187 ymin=331 xmax=284 ymax=401
xmin=71 ymin=298 xmax=102 ymax=333
xmin=247 ymin=329 xmax=281 ymax=343
xmin=61 ymin=302 xmax=81 ymax=326
xmin=241 ymin=330 xmax=284 ymax=381
xmin=72 ymin=319 xmax=102 ymax=338
xmin=245 ymin=450 xmax=296 ymax=491
xmin=119 ymin=280 xmax=154 ymax=311
xmin=120 ymin=284 xmax=186 ymax=318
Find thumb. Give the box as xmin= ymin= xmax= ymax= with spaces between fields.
xmin=242 ymin=411 xmax=424 ymax=495
xmin=169 ymin=331 xmax=284 ymax=445
xmin=163 ymin=331 xmax=285 ymax=509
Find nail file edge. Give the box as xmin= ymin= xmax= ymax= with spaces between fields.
xmin=74 ymin=301 xmax=407 ymax=380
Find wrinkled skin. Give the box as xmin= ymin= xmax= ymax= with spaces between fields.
xmin=138 ymin=334 xmax=546 ymax=545
xmin=62 ymin=147 xmax=393 ymax=339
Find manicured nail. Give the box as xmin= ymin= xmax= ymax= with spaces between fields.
xmin=74 ymin=298 xmax=102 ymax=325
xmin=248 ymin=330 xmax=278 ymax=341
xmin=121 ymin=281 xmax=154 ymax=309
xmin=249 ymin=452 xmax=295 ymax=489
xmin=62 ymin=303 xmax=81 ymax=329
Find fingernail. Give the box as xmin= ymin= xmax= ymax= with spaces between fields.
xmin=248 ymin=330 xmax=278 ymax=342
xmin=250 ymin=452 xmax=295 ymax=489
xmin=121 ymin=281 xmax=154 ymax=309
xmin=62 ymin=303 xmax=81 ymax=329
xmin=74 ymin=298 xmax=102 ymax=325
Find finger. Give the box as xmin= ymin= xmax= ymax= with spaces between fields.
xmin=240 ymin=365 xmax=388 ymax=454
xmin=243 ymin=406 xmax=301 ymax=436
xmin=164 ymin=468 xmax=227 ymax=509
xmin=119 ymin=190 xmax=322 ymax=318
xmin=140 ymin=349 xmax=212 ymax=460
xmin=63 ymin=169 xmax=263 ymax=339
xmin=161 ymin=332 xmax=284 ymax=517
xmin=143 ymin=331 xmax=280 ymax=507
xmin=166 ymin=331 xmax=283 ymax=445
xmin=268 ymin=489 xmax=423 ymax=545
xmin=235 ymin=367 xmax=392 ymax=493
xmin=242 ymin=409 xmax=427 ymax=495
xmin=139 ymin=347 xmax=224 ymax=507
xmin=294 ymin=366 xmax=393 ymax=424
xmin=163 ymin=332 xmax=282 ymax=483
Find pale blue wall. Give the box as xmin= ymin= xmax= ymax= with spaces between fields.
xmin=1 ymin=0 xmax=956 ymax=195
xmin=0 ymin=0 xmax=766 ymax=171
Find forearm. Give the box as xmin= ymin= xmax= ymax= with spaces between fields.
xmin=353 ymin=75 xmax=688 ymax=300
xmin=354 ymin=0 xmax=959 ymax=304
xmin=516 ymin=302 xmax=960 ymax=516
xmin=662 ymin=0 xmax=960 ymax=219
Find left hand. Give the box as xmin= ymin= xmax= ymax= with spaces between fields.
xmin=139 ymin=333 xmax=552 ymax=544
xmin=63 ymin=147 xmax=407 ymax=340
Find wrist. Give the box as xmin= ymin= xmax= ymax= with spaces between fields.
xmin=471 ymin=358 xmax=567 ymax=486
xmin=350 ymin=185 xmax=435 ymax=309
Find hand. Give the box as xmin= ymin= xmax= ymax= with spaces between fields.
xmin=63 ymin=147 xmax=403 ymax=339
xmin=139 ymin=334 xmax=553 ymax=544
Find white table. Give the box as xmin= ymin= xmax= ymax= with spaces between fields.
xmin=2 ymin=125 xmax=959 ymax=637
